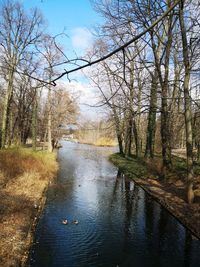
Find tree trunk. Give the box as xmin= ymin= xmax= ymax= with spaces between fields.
xmin=47 ymin=87 xmax=52 ymax=152
xmin=111 ymin=97 xmax=124 ymax=154
xmin=151 ymin=8 xmax=173 ymax=177
xmin=133 ymin=118 xmax=141 ymax=158
xmin=32 ymin=96 xmax=37 ymax=151
xmin=161 ymin=82 xmax=172 ymax=176
xmin=179 ymin=0 xmax=194 ymax=203
xmin=124 ymin=113 xmax=133 ymax=157
xmin=1 ymin=69 xmax=14 ymax=148
xmin=145 ymin=70 xmax=158 ymax=158
xmin=136 ymin=76 xmax=142 ymax=158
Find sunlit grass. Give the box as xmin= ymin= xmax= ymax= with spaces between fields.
xmin=109 ymin=153 xmax=147 ymax=178
xmin=94 ymin=137 xmax=117 ymax=147
xmin=109 ymin=153 xmax=200 ymax=180
xmin=0 ymin=147 xmax=57 ymax=182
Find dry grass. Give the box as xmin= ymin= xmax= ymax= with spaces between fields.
xmin=145 ymin=157 xmax=163 ymax=177
xmin=0 ymin=147 xmax=58 ymax=267
xmin=94 ymin=137 xmax=117 ymax=147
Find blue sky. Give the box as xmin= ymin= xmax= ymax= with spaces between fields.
xmin=24 ymin=0 xmax=103 ymax=55
xmin=23 ymin=0 xmax=105 ymax=119
xmin=24 ymin=0 xmax=102 ymax=30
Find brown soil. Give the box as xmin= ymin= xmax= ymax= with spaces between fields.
xmin=0 ymin=148 xmax=58 ymax=267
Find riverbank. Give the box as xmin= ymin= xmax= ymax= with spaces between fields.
xmin=75 ymin=137 xmax=117 ymax=147
xmin=0 ymin=148 xmax=58 ymax=267
xmin=109 ymin=153 xmax=200 ymax=239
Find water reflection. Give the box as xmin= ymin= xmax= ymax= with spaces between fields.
xmin=29 ymin=142 xmax=200 ymax=267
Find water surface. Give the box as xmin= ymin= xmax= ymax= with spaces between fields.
xmin=29 ymin=141 xmax=200 ymax=267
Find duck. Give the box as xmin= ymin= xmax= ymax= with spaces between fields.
xmin=72 ymin=220 xmax=79 ymax=225
xmin=62 ymin=219 xmax=68 ymax=225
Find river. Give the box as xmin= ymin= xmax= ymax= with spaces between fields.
xmin=29 ymin=141 xmax=200 ymax=267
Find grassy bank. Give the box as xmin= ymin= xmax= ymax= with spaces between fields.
xmin=109 ymin=153 xmax=148 ymax=178
xmin=109 ymin=153 xmax=200 ymax=239
xmin=0 ymin=147 xmax=58 ymax=267
xmin=76 ymin=135 xmax=117 ymax=147
xmin=94 ymin=137 xmax=117 ymax=147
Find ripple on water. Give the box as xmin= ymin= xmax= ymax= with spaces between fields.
xmin=29 ymin=142 xmax=200 ymax=267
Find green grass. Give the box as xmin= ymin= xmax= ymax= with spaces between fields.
xmin=172 ymin=155 xmax=200 ymax=179
xmin=109 ymin=153 xmax=200 ymax=182
xmin=109 ymin=153 xmax=148 ymax=179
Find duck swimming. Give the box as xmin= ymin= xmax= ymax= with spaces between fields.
xmin=72 ymin=220 xmax=79 ymax=225
xmin=62 ymin=219 xmax=68 ymax=225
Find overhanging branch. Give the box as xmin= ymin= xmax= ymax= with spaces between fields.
xmin=50 ymin=0 xmax=181 ymax=86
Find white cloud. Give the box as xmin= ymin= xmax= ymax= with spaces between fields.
xmin=57 ymin=80 xmax=104 ymax=120
xmin=71 ymin=27 xmax=93 ymax=51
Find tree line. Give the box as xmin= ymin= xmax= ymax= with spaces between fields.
xmin=85 ymin=0 xmax=200 ymax=203
xmin=0 ymin=1 xmax=78 ymax=152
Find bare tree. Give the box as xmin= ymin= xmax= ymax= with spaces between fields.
xmin=0 ymin=0 xmax=44 ymax=148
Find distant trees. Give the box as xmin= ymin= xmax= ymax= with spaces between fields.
xmin=77 ymin=118 xmax=116 ymax=146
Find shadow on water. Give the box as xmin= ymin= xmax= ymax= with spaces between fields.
xmin=29 ymin=141 xmax=200 ymax=267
